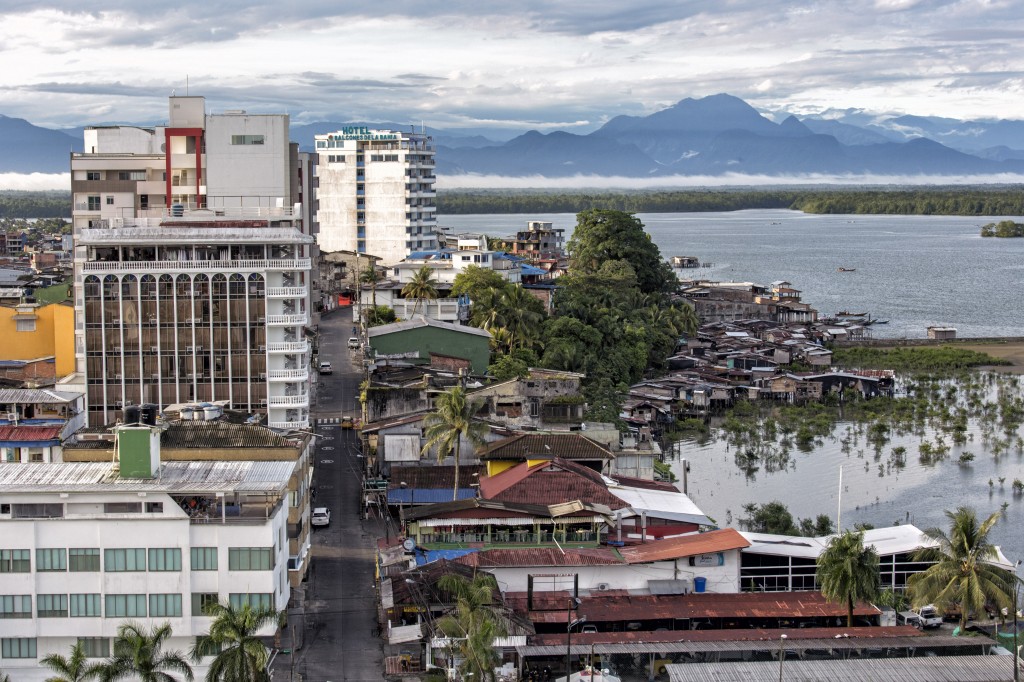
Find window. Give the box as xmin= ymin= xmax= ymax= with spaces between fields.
xmin=37 ymin=548 xmax=66 ymax=571
xmin=104 ymin=502 xmax=142 ymax=514
xmin=78 ymin=638 xmax=110 ymax=658
xmin=230 ymin=135 xmax=265 ymax=145
xmin=104 ymin=548 xmax=146 ymax=572
xmin=105 ymin=594 xmax=147 ymax=618
xmin=140 ymin=194 xmax=149 ymax=210
xmin=69 ymin=548 xmax=100 ymax=572
xmin=70 ymin=594 xmax=101 ymax=617
xmin=148 ymin=548 xmax=181 ymax=571
xmin=117 ymin=171 xmax=147 ymax=181
xmin=105 ymin=196 xmax=114 ymax=205
xmin=13 ymin=503 xmax=63 ymax=518
xmin=15 ymin=319 xmax=36 ymax=332
xmin=37 ymin=594 xmax=68 ymax=617
xmin=146 ymin=502 xmax=163 ymax=513
xmin=229 ymin=593 xmax=272 ymax=610
xmin=192 ymin=593 xmax=219 ymax=616
xmin=0 ymin=549 xmax=29 ymax=573
xmin=148 ymin=594 xmax=182 ymax=618
xmin=0 ymin=596 xmax=31 ymax=619
xmin=228 ymin=547 xmax=272 ymax=571
xmin=86 ymin=172 xmax=101 ymax=181
xmin=87 ymin=196 xmax=101 ymax=211
xmin=1 ymin=638 xmax=36 ymax=659
xmin=191 ymin=547 xmax=218 ymax=571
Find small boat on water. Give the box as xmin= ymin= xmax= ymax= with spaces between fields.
xmin=837 ymin=267 xmax=856 ymax=272
xmin=837 ymin=311 xmax=867 ymax=317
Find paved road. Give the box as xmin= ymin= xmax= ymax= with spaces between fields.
xmin=275 ymin=307 xmax=388 ymax=681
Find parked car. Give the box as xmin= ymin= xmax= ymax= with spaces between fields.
xmin=915 ymin=604 xmax=943 ymax=629
xmin=318 ymin=361 xmax=332 ymax=374
xmin=341 ymin=415 xmax=354 ymax=429
xmin=897 ymin=610 xmax=924 ymax=628
xmin=311 ymin=507 xmax=331 ymax=527
xmin=348 ymin=337 xmax=361 ymax=349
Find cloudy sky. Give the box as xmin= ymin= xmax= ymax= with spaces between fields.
xmin=1 ymin=0 xmax=1023 ymax=133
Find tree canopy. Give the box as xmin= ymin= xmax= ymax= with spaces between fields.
xmin=817 ymin=531 xmax=880 ymax=627
xmin=567 ymin=209 xmax=676 ymax=296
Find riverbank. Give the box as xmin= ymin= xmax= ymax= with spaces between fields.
xmin=837 ymin=338 xmax=1024 ymax=373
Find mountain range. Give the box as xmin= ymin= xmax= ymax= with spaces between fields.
xmin=6 ymin=94 xmax=1024 ymax=179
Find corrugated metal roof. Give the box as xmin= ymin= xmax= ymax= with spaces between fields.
xmin=0 ymin=425 xmax=63 ymax=442
xmin=515 ymin=592 xmax=879 ymax=624
xmin=481 ymin=459 xmax=627 ymax=510
xmin=619 ymin=529 xmax=750 ymax=564
xmin=388 ymin=489 xmax=476 ymax=504
xmin=665 ymin=655 xmax=1011 ymax=682
xmin=0 ymin=460 xmax=294 ymax=493
xmin=162 ymin=421 xmax=296 ymax=449
xmin=368 ymin=317 xmax=492 ymax=339
xmin=607 ymin=484 xmax=713 ymax=527
xmin=0 ymin=388 xmax=81 ymax=404
xmin=389 ymin=464 xmax=484 ymax=490
xmin=456 ymin=548 xmax=623 ymax=568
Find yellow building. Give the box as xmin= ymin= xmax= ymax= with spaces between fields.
xmin=0 ymin=301 xmax=76 ymax=378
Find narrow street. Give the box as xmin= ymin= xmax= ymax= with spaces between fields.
xmin=275 ymin=306 xmax=387 ymax=681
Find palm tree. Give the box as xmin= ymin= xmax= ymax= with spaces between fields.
xmin=359 ymin=264 xmax=381 ymax=309
xmin=98 ymin=621 xmax=194 ymax=682
xmin=191 ymin=602 xmax=281 ymax=682
xmin=908 ymin=506 xmax=1017 ymax=628
xmin=421 ymin=386 xmax=489 ymax=500
xmin=436 ymin=574 xmax=508 ymax=682
xmin=401 ymin=265 xmax=439 ymax=317
xmin=499 ymin=285 xmax=545 ymax=350
xmin=42 ymin=642 xmax=102 ymax=682
xmin=816 ymin=530 xmax=880 ymax=627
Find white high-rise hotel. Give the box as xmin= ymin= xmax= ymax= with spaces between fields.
xmin=70 ymin=97 xmax=313 ymax=429
xmin=314 ymin=127 xmax=437 ymax=265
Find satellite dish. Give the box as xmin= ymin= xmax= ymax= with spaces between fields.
xmin=402 ymin=538 xmax=415 ymax=552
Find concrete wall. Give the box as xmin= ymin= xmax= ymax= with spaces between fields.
xmin=205 ymin=114 xmax=291 ymax=202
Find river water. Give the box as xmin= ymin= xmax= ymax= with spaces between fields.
xmin=440 ymin=211 xmax=1024 ymax=563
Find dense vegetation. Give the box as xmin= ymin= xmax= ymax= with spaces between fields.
xmin=832 ymin=346 xmax=1009 ymax=372
xmin=0 ymin=191 xmax=71 ymax=219
xmin=436 ymin=188 xmax=1024 ymax=216
xmin=980 ymin=220 xmax=1024 ymax=237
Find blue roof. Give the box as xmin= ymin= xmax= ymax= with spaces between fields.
xmin=414 ymin=548 xmax=479 ymax=566
xmin=387 ymin=488 xmax=476 ymax=504
xmin=520 ymin=264 xmax=547 ymax=276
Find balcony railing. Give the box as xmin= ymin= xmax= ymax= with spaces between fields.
xmin=267 ymin=419 xmax=310 ymax=430
xmin=267 ymin=394 xmax=309 ymax=407
xmin=266 ymin=286 xmax=308 ymax=298
xmin=265 ymin=313 xmax=309 ymax=326
xmin=267 ymin=368 xmax=309 ymax=380
xmin=81 ymin=258 xmax=311 ymax=274
xmin=266 ymin=341 xmax=310 ymax=353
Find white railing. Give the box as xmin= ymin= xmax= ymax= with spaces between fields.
xmin=265 ymin=313 xmax=309 ymax=326
xmin=266 ymin=286 xmax=308 ymax=298
xmin=267 ymin=420 xmax=309 ymax=430
xmin=268 ymin=395 xmax=309 ymax=406
xmin=266 ymin=341 xmax=310 ymax=353
xmin=267 ymin=368 xmax=309 ymax=380
xmin=81 ymin=258 xmax=311 ymax=273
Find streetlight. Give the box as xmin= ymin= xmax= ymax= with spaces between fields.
xmin=777 ymin=633 xmax=788 ymax=682
xmin=566 ymin=597 xmax=583 ymax=681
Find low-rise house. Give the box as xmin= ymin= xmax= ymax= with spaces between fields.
xmin=0 ymin=388 xmax=87 ymax=463
xmin=470 ymin=368 xmax=586 ymax=429
xmin=368 ymin=317 xmax=492 ymax=374
xmin=480 ymin=433 xmax=614 ymax=477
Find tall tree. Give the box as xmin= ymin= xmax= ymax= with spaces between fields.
xmin=498 ymin=285 xmax=545 ymax=351
xmin=908 ymin=506 xmax=1017 ymax=628
xmin=421 ymin=386 xmax=489 ymax=500
xmin=436 ymin=574 xmax=508 ymax=682
xmin=401 ymin=265 xmax=439 ymax=317
xmin=567 ymin=209 xmax=676 ymax=296
xmin=816 ymin=531 xmax=880 ymax=626
xmin=191 ymin=602 xmax=281 ymax=682
xmin=98 ymin=622 xmax=194 ymax=682
xmin=41 ymin=642 xmax=102 ymax=682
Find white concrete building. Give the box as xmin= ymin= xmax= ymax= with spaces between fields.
xmin=0 ymin=454 xmax=291 ymax=681
xmin=71 ymin=97 xmax=313 ymax=430
xmin=314 ymin=127 xmax=437 ymax=265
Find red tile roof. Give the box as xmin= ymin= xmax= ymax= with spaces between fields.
xmin=388 ymin=465 xmax=484 ymax=490
xmin=480 ymin=459 xmax=626 ymax=510
xmin=618 ymin=528 xmax=750 ymax=564
xmin=481 ymin=433 xmax=613 ymax=461
xmin=456 ymin=547 xmax=623 ymax=568
xmin=0 ymin=425 xmax=62 ymax=442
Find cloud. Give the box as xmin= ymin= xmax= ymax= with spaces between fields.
xmin=0 ymin=173 xmax=70 ymax=191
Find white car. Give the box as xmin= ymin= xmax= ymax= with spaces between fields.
xmin=311 ymin=507 xmax=331 ymax=527
xmin=348 ymin=337 xmax=361 ymax=349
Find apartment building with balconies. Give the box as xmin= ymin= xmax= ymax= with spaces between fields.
xmin=314 ymin=127 xmax=437 ymax=266
xmin=70 ymin=97 xmax=313 ymax=430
